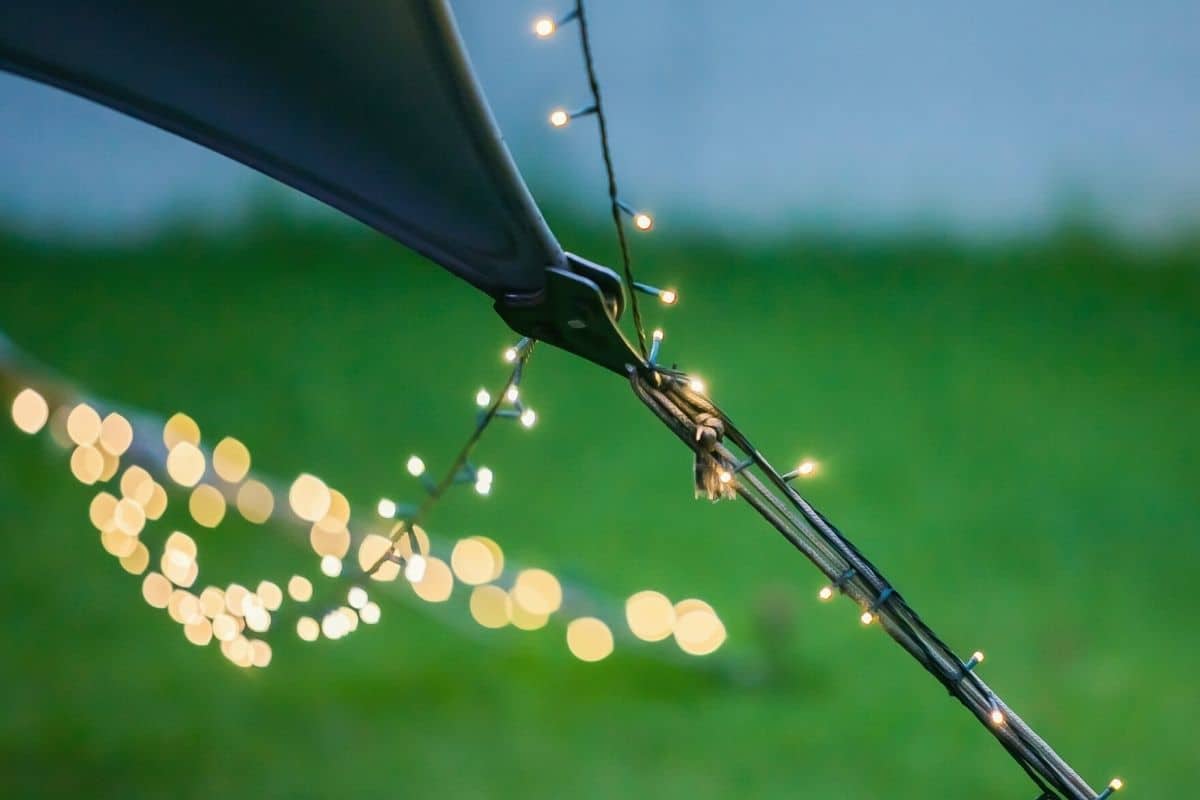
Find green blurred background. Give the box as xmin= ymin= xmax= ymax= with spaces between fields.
xmin=1 ymin=214 xmax=1196 ymax=797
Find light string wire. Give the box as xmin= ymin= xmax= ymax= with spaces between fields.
xmin=566 ymin=0 xmax=648 ymax=357
xmin=363 ymin=339 xmax=535 ymax=578
xmin=629 ymin=367 xmax=1122 ymax=800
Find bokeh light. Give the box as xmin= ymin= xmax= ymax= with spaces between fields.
xmin=188 ymin=484 xmax=226 ymax=528
xmin=566 ymin=617 xmax=614 ymax=662
xmin=410 ymin=556 xmax=453 ymax=602
xmin=512 ymin=568 xmax=562 ymax=615
xmin=235 ymin=479 xmax=274 ymax=523
xmin=625 ymin=590 xmax=676 ymax=642
xmin=289 ymin=473 xmax=332 ymax=522
xmin=212 ymin=436 xmax=251 ymax=483
xmin=469 ymin=585 xmax=511 ymax=628
xmin=10 ymin=387 xmax=49 ymax=434
xmin=166 ymin=442 xmax=206 ymax=487
xmin=162 ymin=412 xmax=200 ymax=449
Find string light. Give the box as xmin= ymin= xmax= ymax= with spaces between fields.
xmin=404 ymin=553 xmax=427 ymax=583
xmin=377 ymin=498 xmax=397 ymax=518
xmin=1097 ymin=778 xmax=1124 ymax=800
xmin=963 ymin=651 xmax=985 ymax=673
xmin=548 ymin=104 xmax=597 ymax=128
xmin=783 ymin=459 xmax=819 ymax=481
xmin=860 ymin=611 xmax=875 ymax=626
xmin=616 ymin=201 xmax=654 ymax=231
xmin=406 ymin=455 xmax=426 ymax=477
xmin=10 ymin=387 xmax=49 ymax=434
xmin=688 ymin=377 xmax=706 ymax=394
xmin=649 ymin=329 xmax=664 ymax=364
xmin=632 ymin=281 xmax=679 ymax=306
xmin=475 ymin=388 xmax=491 ymax=407
xmin=520 ymin=408 xmax=537 ymax=428
xmin=320 ymin=555 xmax=342 ymax=577
xmin=818 ymin=585 xmax=834 ymax=601
xmin=532 ymin=8 xmax=578 ymax=39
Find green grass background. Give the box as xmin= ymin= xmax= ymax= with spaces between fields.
xmin=0 ymin=214 xmax=1196 ymax=798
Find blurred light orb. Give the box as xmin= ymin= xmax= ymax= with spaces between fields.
xmin=633 ymin=212 xmax=654 ymax=231
xmin=199 ymin=586 xmax=226 ymax=618
xmin=287 ymin=575 xmax=313 ymax=602
xmin=296 ymin=616 xmax=320 ymax=641
xmin=212 ymin=436 xmax=251 ymax=483
xmin=688 ymin=377 xmax=706 ymax=394
xmin=89 ymin=491 xmax=118 ymax=531
xmin=406 ymin=455 xmax=426 ymax=477
xmin=236 ymin=479 xmax=274 ymax=523
xmin=101 ymin=529 xmax=138 ymax=558
xmin=184 ymin=618 xmax=213 ymax=646
xmin=320 ymin=555 xmax=343 ymax=577
xmin=411 ymin=556 xmax=453 ymax=602
xmin=189 ymin=484 xmax=227 ymax=528
xmin=512 ymin=569 xmax=562 ymax=616
xmin=625 ymin=590 xmax=675 ymax=642
xmin=224 ymin=583 xmax=249 ymax=616
xmin=549 ymin=108 xmax=570 ymax=128
xmin=475 ymin=388 xmax=491 ymax=408
xmin=797 ymin=459 xmax=818 ymax=477
xmin=990 ymin=709 xmax=1005 ymax=726
xmin=98 ymin=412 xmax=133 ymax=456
xmin=359 ymin=601 xmax=381 ymax=625
xmin=257 ymin=580 xmax=283 ymax=611
xmin=476 ymin=466 xmax=494 ymax=485
xmin=113 ymin=497 xmax=146 ymax=536
xmin=70 ymin=444 xmax=104 ymax=484
xmin=120 ymin=465 xmax=154 ymax=505
xmin=11 ymin=387 xmax=49 ymax=434
xmin=659 ymin=289 xmax=678 ymax=305
xmin=566 ymin=617 xmax=614 ymax=662
xmin=404 ymin=553 xmax=428 ymax=583
xmin=533 ymin=16 xmax=555 ymax=37
xmin=469 ymin=585 xmax=511 ymax=629
xmin=673 ymin=599 xmax=726 ymax=656
xmin=520 ymin=408 xmax=537 ymax=428
xmin=166 ymin=442 xmax=206 ymax=487
xmin=144 ymin=482 xmax=169 ymax=520
xmin=861 ymin=611 xmax=875 ymax=626
xmin=142 ymin=572 xmax=172 ymax=608
xmin=289 ymin=473 xmax=332 ymax=522
xmin=309 ymin=521 xmax=350 ymax=559
xmin=377 ymin=498 xmax=397 ymax=518
xmin=474 ymin=479 xmax=492 ymax=496
xmin=347 ymin=586 xmax=368 ymax=609
xmin=818 ymin=586 xmax=834 ymax=601
xmin=357 ymin=534 xmax=399 ymax=581
xmin=119 ymin=541 xmax=150 ymax=575
xmin=509 ymin=595 xmax=549 ymax=631
xmin=451 ymin=537 xmax=497 ymax=585
xmin=212 ymin=613 xmax=238 ymax=642
xmin=162 ymin=412 xmax=200 ymax=449
xmin=503 ymin=347 xmax=518 ymax=363
xmin=66 ymin=402 xmax=101 ymax=446
xmin=250 ymin=640 xmax=272 ymax=668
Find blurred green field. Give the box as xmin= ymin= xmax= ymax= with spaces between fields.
xmin=0 ymin=215 xmax=1196 ymax=798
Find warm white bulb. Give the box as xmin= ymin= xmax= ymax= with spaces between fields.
xmin=475 ymin=388 xmax=491 ymax=407
xmin=652 ymin=328 xmax=664 ymax=341
xmin=520 ymin=408 xmax=537 ymax=428
xmin=689 ymin=378 xmax=706 ymax=393
xmin=990 ymin=709 xmax=1005 ymax=726
xmin=860 ymin=611 xmax=874 ymax=625
xmin=405 ymin=554 xmax=427 ymax=583
xmin=533 ymin=16 xmax=555 ymax=37
xmin=972 ymin=650 xmax=985 ymax=664
xmin=377 ymin=498 xmax=397 ymax=518
xmin=549 ymin=108 xmax=570 ymax=128
xmin=347 ymin=586 xmax=368 ymax=609
xmin=659 ymin=289 xmax=678 ymax=305
xmin=633 ymin=212 xmax=654 ymax=231
xmin=503 ymin=347 xmax=518 ymax=363
xmin=474 ymin=479 xmax=492 ymax=496
xmin=320 ymin=555 xmax=342 ymax=577
xmin=505 ymin=385 xmax=519 ymax=403
xmin=797 ymin=459 xmax=817 ymax=476
xmin=360 ymin=601 xmax=381 ymax=624
xmin=818 ymin=586 xmax=834 ymax=601
xmin=476 ymin=467 xmax=494 ymax=484
xmin=718 ymin=470 xmax=732 ymax=484
xmin=1109 ymin=778 xmax=1123 ymax=791
xmin=406 ymin=455 xmax=426 ymax=477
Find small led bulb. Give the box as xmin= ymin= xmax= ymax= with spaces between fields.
xmin=659 ymin=288 xmax=678 ymax=305
xmin=405 ymin=554 xmax=427 ymax=583
xmin=818 ymin=586 xmax=834 ymax=601
xmin=860 ymin=611 xmax=874 ymax=625
xmin=377 ymin=498 xmax=397 ymax=518
xmin=347 ymin=586 xmax=368 ymax=609
xmin=1109 ymin=779 xmax=1124 ymax=792
xmin=689 ymin=377 xmax=706 ymax=394
xmin=503 ymin=347 xmax=518 ymax=363
xmin=652 ymin=328 xmax=664 ymax=341
xmin=972 ymin=651 xmax=985 ymax=664
xmin=505 ymin=385 xmax=519 ymax=403
xmin=476 ymin=467 xmax=494 ymax=485
xmin=549 ymin=108 xmax=570 ymax=128
xmin=320 ymin=555 xmax=342 ymax=577
xmin=797 ymin=459 xmax=818 ymax=477
xmin=533 ymin=16 xmax=556 ymax=37
xmin=990 ymin=709 xmax=1005 ymax=726
xmin=718 ymin=470 xmax=732 ymax=484
xmin=520 ymin=408 xmax=537 ymax=428
xmin=475 ymin=479 xmax=492 ymax=496
xmin=633 ymin=212 xmax=654 ymax=231
xmin=475 ymin=388 xmax=491 ymax=407
xmin=406 ymin=455 xmax=426 ymax=477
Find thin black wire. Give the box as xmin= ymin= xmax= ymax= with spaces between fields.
xmin=573 ymin=0 xmax=648 ymax=359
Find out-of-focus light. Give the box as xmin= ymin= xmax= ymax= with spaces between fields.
xmin=512 ymin=568 xmax=563 ymax=615
xmin=114 ymin=497 xmax=146 ymax=536
xmin=347 ymin=586 xmax=368 ymax=609
xmin=163 ymin=412 xmax=200 ymax=449
xmin=451 ymin=537 xmax=497 ymax=586
xmin=89 ymin=491 xmax=118 ymax=531
xmin=503 ymin=347 xmax=518 ymax=363
xmin=818 ymin=586 xmax=834 ymax=602
xmin=287 ymin=575 xmax=313 ymax=602
xmin=625 ymin=590 xmax=675 ymax=642
xmin=718 ymin=470 xmax=732 ymax=485
xmin=798 ymin=460 xmax=818 ymax=477
xmin=673 ymin=599 xmax=726 ymax=656
xmin=474 ymin=480 xmax=491 ymax=496
xmin=861 ymin=611 xmax=875 ymax=625
xmin=469 ymin=585 xmax=512 ymax=629
xmin=405 ymin=554 xmax=428 ymax=583
xmin=505 ymin=385 xmax=520 ymax=403
xmin=549 ymin=108 xmax=570 ymax=128
xmin=142 ymin=572 xmax=172 ymax=608
xmin=406 ymin=455 xmax=426 ymax=477
xmin=250 ymin=640 xmax=272 ymax=668
xmin=652 ymin=328 xmax=664 ymax=342
xmin=410 ymin=556 xmax=454 ymax=603
xmin=289 ymin=473 xmax=331 ymax=522
xmin=990 ymin=708 xmax=1005 ymax=726
xmin=67 ymin=403 xmax=101 ymax=446
xmin=972 ymin=650 xmax=985 ymax=664
xmin=659 ymin=289 xmax=678 ymax=305
xmin=119 ymin=542 xmax=150 ymax=575
xmin=533 ymin=16 xmax=556 ymax=37
xmin=70 ymin=444 xmax=104 ymax=484
xmin=476 ymin=466 xmax=494 ymax=485
xmin=633 ymin=212 xmax=654 ymax=231
xmin=98 ymin=412 xmax=133 ymax=456
xmin=257 ymin=581 xmax=283 ymax=611
xmin=189 ymin=484 xmax=227 ymax=528
xmin=212 ymin=436 xmax=251 ymax=483
xmin=320 ymin=555 xmax=342 ymax=577
xmin=166 ymin=442 xmax=206 ymax=487
xmin=360 ymin=602 xmax=381 ymax=624
xmin=377 ymin=498 xmax=397 ymax=518
xmin=236 ymin=479 xmax=274 ymax=524
xmin=297 ymin=616 xmax=320 ymax=641
xmin=11 ymin=387 xmax=49 ymax=434
xmin=688 ymin=377 xmax=705 ymax=394
xmin=566 ymin=617 xmax=614 ymax=662
xmin=520 ymin=408 xmax=537 ymax=428
xmin=475 ymin=388 xmax=491 ymax=408
xmin=199 ymin=587 xmax=225 ymax=618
